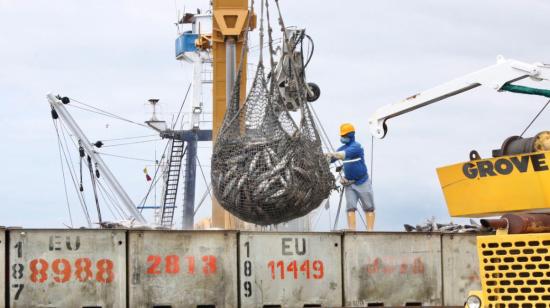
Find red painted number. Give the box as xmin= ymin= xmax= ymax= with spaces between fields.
xmin=268 ymin=260 xmax=275 ymax=279
xmin=268 ymin=260 xmax=323 ymax=280
xmin=165 ymin=255 xmax=180 ymax=274
xmin=146 ymin=255 xmax=162 ymax=275
xmin=52 ymin=258 xmax=71 ymax=283
xmin=202 ymin=255 xmax=217 ymax=274
xmin=145 ymin=255 xmax=217 ymax=276
xmin=412 ymin=257 xmax=425 ymax=274
xmin=28 ymin=258 xmax=115 ymax=284
xmin=366 ymin=256 xmax=425 ymax=275
xmin=277 ymin=261 xmax=285 ymax=279
xmin=186 ymin=256 xmax=195 ymax=274
xmin=30 ymin=259 xmax=48 ymax=283
xmin=300 ymin=259 xmax=310 ymax=279
xmin=312 ymin=260 xmax=324 ymax=279
xmin=96 ymin=259 xmax=114 ymax=283
xmin=75 ymin=258 xmax=93 ymax=282
xmin=287 ymin=260 xmax=298 ymax=279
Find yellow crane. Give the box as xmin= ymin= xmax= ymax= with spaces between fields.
xmin=201 ymin=0 xmax=255 ymax=228
xmin=369 ymin=56 xmax=550 ymax=307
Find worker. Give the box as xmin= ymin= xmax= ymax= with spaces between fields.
xmin=326 ymin=123 xmax=375 ymax=231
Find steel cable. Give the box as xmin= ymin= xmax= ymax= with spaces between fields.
xmin=52 ymin=119 xmax=74 ymax=228
xmin=520 ymin=99 xmax=550 ymax=137
xmin=55 ymin=119 xmax=93 ymax=227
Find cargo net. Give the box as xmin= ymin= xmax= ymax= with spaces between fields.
xmin=212 ymin=60 xmax=334 ymax=225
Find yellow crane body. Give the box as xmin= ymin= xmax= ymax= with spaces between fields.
xmin=211 ymin=0 xmax=252 ymax=229
xmin=476 ymin=232 xmax=550 ymax=306
xmin=437 ymin=150 xmax=550 ymax=218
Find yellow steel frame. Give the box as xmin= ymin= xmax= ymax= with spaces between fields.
xmin=476 ymin=232 xmax=550 ymax=306
xmin=437 ymin=151 xmax=550 ymax=218
xmin=211 ymin=0 xmax=252 ymax=229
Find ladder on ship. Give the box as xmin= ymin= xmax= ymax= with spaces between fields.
xmin=160 ymin=140 xmax=186 ymax=228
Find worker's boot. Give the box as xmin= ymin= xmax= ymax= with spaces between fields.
xmin=365 ymin=211 xmax=375 ymax=231
xmin=347 ymin=211 xmax=356 ymax=231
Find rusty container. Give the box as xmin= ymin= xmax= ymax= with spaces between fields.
xmin=343 ymin=232 xmax=443 ymax=306
xmin=128 ymin=230 xmax=238 ymax=308
xmin=239 ymin=231 xmax=343 ymax=307
xmin=8 ymin=229 xmax=126 ymax=308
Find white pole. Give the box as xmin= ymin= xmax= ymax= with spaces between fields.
xmin=47 ymin=93 xmax=148 ymax=225
xmin=225 ymin=37 xmax=237 ymax=109
xmin=191 ymin=59 xmax=203 ymax=129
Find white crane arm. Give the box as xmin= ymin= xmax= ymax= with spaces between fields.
xmin=47 ymin=93 xmax=148 ymax=225
xmin=369 ymin=56 xmax=550 ymax=138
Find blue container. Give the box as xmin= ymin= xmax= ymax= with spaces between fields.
xmin=175 ymin=31 xmax=199 ymax=58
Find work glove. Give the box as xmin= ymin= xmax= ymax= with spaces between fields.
xmin=325 ymin=152 xmax=345 ymax=162
xmin=340 ymin=177 xmax=351 ymax=186
xmin=324 ymin=152 xmax=334 ymax=163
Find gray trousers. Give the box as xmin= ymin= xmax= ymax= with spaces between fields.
xmin=345 ymin=180 xmax=375 ymax=212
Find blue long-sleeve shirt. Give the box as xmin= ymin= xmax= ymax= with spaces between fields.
xmin=336 ymin=135 xmax=369 ymax=185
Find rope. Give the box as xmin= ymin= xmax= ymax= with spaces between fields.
xmin=78 ymin=141 xmax=84 ymax=192
xmin=68 ymin=98 xmax=150 ymax=128
xmin=138 ymin=80 xmax=193 ymax=211
xmin=101 ymin=139 xmax=160 ymax=148
xmin=52 ymin=119 xmax=74 ymax=227
xmin=310 ymin=105 xmax=336 ymax=152
xmin=56 ymin=120 xmax=93 ymax=227
xmin=265 ymin=0 xmax=277 ymax=88
xmin=258 ymin=0 xmax=265 ymax=64
xmin=138 ymin=140 xmax=171 ymax=211
xmin=356 ymin=202 xmax=368 ymax=229
xmin=97 ymin=180 xmax=128 ymax=219
xmin=97 ymin=184 xmax=122 ymax=221
xmin=86 ymin=156 xmax=102 ymax=223
xmin=193 ymin=184 xmax=212 ymax=216
xmin=247 ymin=37 xmax=282 ymax=52
xmin=520 ymin=99 xmax=550 ymax=137
xmin=96 ymin=152 xmax=157 ymax=163
xmin=98 ymin=134 xmax=159 ymax=142
xmin=172 ymin=83 xmax=192 ymax=130
xmin=370 ymin=135 xmax=375 ymax=184
xmin=196 ymin=155 xmax=213 ymax=200
xmin=273 ymin=0 xmax=307 ymax=94
xmin=229 ymin=0 xmax=255 ymax=92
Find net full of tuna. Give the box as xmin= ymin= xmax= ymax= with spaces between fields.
xmin=211 ymin=0 xmax=334 ymax=225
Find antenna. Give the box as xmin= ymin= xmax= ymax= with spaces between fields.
xmin=146 ymin=98 xmax=167 ymax=132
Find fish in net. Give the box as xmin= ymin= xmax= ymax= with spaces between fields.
xmin=211 ymin=0 xmax=334 ymax=225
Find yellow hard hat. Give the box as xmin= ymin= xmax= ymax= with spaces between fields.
xmin=340 ymin=123 xmax=355 ymax=136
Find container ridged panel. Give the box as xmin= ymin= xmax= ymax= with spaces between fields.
xmin=478 ymin=233 xmax=550 ymax=307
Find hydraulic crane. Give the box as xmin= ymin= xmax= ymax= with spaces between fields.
xmin=211 ymin=0 xmax=255 ymax=228
xmin=369 ymin=56 xmax=550 ymax=307
xmin=176 ymin=0 xmax=256 ymax=229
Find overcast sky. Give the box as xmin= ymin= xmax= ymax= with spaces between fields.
xmin=1 ymin=0 xmax=549 ymax=230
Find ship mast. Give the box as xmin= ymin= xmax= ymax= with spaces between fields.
xmin=48 ymin=93 xmax=148 ymax=225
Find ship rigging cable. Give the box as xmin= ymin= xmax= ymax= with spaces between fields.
xmin=138 ymin=82 xmax=192 ymax=213
xmin=52 ymin=118 xmax=92 ymax=227
xmin=51 ymin=86 xmax=193 ymax=222
xmin=52 ymin=119 xmax=74 ymax=228
xmin=86 ymin=155 xmax=102 ymax=223
xmin=52 ymin=100 xmax=159 ymax=226
xmin=59 ymin=120 xmax=93 ymax=226
xmin=520 ymin=99 xmax=550 ymax=137
xmin=67 ymin=97 xmax=150 ymax=128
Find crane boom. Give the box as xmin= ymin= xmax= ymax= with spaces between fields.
xmin=47 ymin=94 xmax=148 ymax=225
xmin=369 ymin=56 xmax=550 ymax=139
